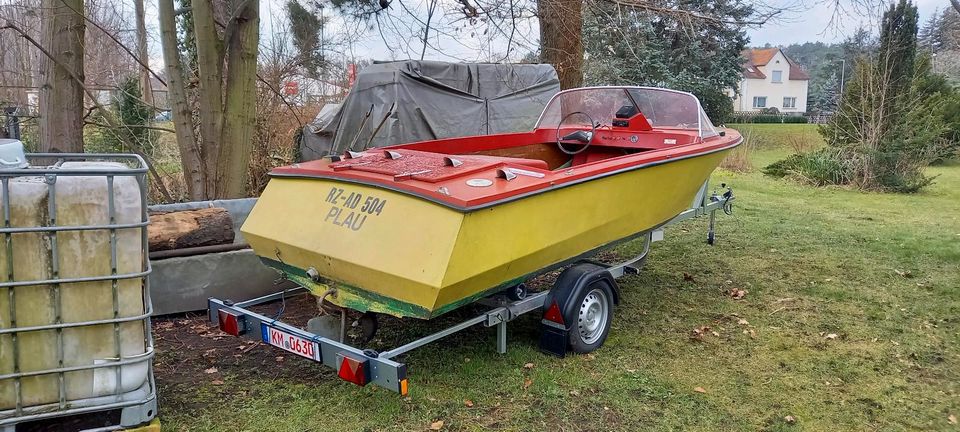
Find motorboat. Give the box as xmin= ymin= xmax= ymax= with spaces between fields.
xmin=240 ymin=86 xmax=742 ymax=319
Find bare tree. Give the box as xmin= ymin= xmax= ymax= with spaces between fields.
xmin=134 ymin=0 xmax=152 ymax=106
xmin=38 ymin=0 xmax=85 ymax=152
xmin=158 ymin=0 xmax=260 ymax=199
xmin=539 ymin=0 xmax=583 ymax=88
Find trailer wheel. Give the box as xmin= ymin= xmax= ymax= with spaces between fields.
xmin=568 ymin=281 xmax=614 ymax=353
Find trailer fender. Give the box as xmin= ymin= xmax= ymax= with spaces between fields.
xmin=539 ymin=262 xmax=619 ymax=357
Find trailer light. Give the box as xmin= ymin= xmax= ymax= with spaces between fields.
xmin=217 ymin=309 xmax=247 ymax=336
xmin=399 ymin=378 xmax=409 ymax=396
xmin=543 ymin=300 xmax=565 ymax=326
xmin=337 ymin=352 xmax=370 ymax=387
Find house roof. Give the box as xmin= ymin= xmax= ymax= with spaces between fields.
xmin=742 ymin=48 xmax=810 ymax=81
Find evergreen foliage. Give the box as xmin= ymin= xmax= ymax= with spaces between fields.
xmin=286 ymin=1 xmax=327 ymax=79
xmin=580 ymin=0 xmax=751 ymax=123
xmin=88 ymin=76 xmax=155 ymax=154
xmin=766 ymin=0 xmax=960 ymax=193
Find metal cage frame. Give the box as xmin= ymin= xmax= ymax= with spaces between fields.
xmin=0 ymin=153 xmax=156 ymax=430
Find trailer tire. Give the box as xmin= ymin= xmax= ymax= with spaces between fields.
xmin=568 ymin=280 xmax=615 ymax=353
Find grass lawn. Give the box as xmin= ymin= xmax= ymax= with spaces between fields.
xmin=155 ymin=124 xmax=959 ymax=431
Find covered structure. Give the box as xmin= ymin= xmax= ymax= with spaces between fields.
xmin=299 ymin=60 xmax=560 ymax=161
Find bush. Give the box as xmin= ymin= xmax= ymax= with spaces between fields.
xmin=728 ymin=113 xmax=809 ymax=124
xmin=762 ymin=148 xmax=848 ymax=186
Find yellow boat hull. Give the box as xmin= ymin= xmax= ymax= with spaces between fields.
xmin=241 ymin=149 xmax=730 ymax=319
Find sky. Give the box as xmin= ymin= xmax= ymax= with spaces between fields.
xmin=144 ymin=0 xmax=950 ymax=67
xmin=746 ymin=0 xmax=944 ymax=46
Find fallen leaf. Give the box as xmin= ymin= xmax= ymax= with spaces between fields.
xmin=728 ymin=288 xmax=748 ymax=300
xmin=894 ymin=269 xmax=913 ymax=278
xmin=784 ymin=415 xmax=796 ymax=424
xmin=690 ymin=325 xmax=712 ymax=341
xmin=464 ymin=399 xmax=474 ymax=408
xmin=825 ymin=333 xmax=838 ymax=340
xmin=948 ymin=414 xmax=957 ymax=425
xmin=203 ymin=367 xmax=218 ymax=374
xmin=523 ymin=362 xmax=534 ymax=370
xmin=569 ymin=390 xmax=580 ymax=396
xmin=737 ymin=318 xmax=750 ymax=325
xmin=275 ymin=356 xmax=285 ymax=362
xmin=694 ymin=386 xmax=706 ymax=394
xmin=429 ymin=420 xmax=444 ymax=430
xmin=211 ymin=379 xmax=224 ymax=385
xmin=523 ymin=378 xmax=533 ymax=389
xmin=683 ymin=272 xmax=695 ymax=282
xmin=711 ymin=331 xmax=720 ymax=337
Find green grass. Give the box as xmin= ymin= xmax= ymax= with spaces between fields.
xmin=158 ymin=124 xmax=960 ymax=431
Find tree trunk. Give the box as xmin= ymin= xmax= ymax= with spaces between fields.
xmin=147 ymin=207 xmax=235 ymax=251
xmin=538 ymin=0 xmax=583 ymax=89
xmin=191 ymin=0 xmax=225 ymax=198
xmin=134 ymin=0 xmax=153 ymax=106
xmin=38 ymin=0 xmax=85 ymax=153
xmin=158 ymin=0 xmax=205 ymax=200
xmin=218 ymin=0 xmax=260 ymax=198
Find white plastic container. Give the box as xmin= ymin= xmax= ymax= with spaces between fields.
xmin=0 ymin=152 xmax=156 ymax=428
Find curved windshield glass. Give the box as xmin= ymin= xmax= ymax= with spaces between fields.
xmin=536 ymin=87 xmax=718 ymax=138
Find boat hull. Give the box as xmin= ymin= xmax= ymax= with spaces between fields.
xmin=241 ymin=148 xmax=731 ymax=319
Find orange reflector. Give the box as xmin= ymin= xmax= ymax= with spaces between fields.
xmin=543 ymin=300 xmax=565 ymax=326
xmin=217 ymin=309 xmax=246 ymax=336
xmin=400 ymin=378 xmax=409 ymax=396
xmin=337 ymin=352 xmax=370 ymax=386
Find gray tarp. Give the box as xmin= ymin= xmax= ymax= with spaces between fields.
xmin=299 ymin=60 xmax=560 ymax=161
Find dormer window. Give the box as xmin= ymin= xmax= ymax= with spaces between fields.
xmin=772 ymin=70 xmax=783 ymax=83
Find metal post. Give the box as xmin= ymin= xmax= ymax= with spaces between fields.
xmin=496 ymin=321 xmax=507 ymax=354
xmin=2 ymin=178 xmax=22 ymax=417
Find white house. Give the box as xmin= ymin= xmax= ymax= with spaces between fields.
xmin=732 ymin=48 xmax=810 ymax=113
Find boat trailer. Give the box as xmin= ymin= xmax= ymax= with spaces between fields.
xmin=208 ymin=182 xmax=735 ymax=395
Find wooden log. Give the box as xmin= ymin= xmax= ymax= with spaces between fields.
xmin=148 ymin=207 xmax=235 ymax=252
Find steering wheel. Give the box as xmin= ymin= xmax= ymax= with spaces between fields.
xmin=555 ymin=111 xmax=597 ymax=155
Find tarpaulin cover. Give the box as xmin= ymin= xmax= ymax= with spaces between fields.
xmin=299 ymin=60 xmax=559 ymax=161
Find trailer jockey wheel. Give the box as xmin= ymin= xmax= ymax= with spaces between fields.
xmin=355 ymin=312 xmax=379 ymax=345
xmin=505 ymin=283 xmax=528 ymax=301
xmin=569 ymin=281 xmax=614 ymax=353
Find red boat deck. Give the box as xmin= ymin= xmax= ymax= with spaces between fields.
xmin=272 ymin=126 xmax=741 ymax=210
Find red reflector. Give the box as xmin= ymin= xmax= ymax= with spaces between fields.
xmin=337 ymin=353 xmax=369 ymax=386
xmin=544 ymin=300 xmax=565 ymax=326
xmin=218 ymin=309 xmax=246 ymax=336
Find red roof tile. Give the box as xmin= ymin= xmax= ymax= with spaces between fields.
xmin=741 ymin=48 xmax=810 ymax=81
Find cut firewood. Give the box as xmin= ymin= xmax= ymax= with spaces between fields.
xmin=148 ymin=207 xmax=235 ymax=252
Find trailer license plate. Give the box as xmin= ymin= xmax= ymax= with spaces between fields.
xmin=262 ymin=324 xmax=321 ymax=362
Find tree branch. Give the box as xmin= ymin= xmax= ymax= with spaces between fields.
xmin=54 ymin=0 xmax=167 ymax=87
xmin=84 ymin=121 xmax=177 ymax=134
xmin=0 ymin=22 xmax=175 ymax=203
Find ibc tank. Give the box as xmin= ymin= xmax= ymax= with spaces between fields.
xmin=0 ymin=150 xmax=156 ymax=428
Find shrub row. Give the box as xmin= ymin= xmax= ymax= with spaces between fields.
xmin=728 ymin=114 xmax=809 ymax=124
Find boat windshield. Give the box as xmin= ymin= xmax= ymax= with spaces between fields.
xmin=536 ymin=87 xmax=718 ymax=138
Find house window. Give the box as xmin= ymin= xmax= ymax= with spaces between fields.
xmin=752 ymin=96 xmax=767 ymax=108
xmin=771 ymin=70 xmax=783 ymax=83
xmin=783 ymin=97 xmax=797 ymax=108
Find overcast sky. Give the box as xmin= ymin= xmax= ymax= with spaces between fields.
xmin=747 ymin=0 xmax=944 ymax=46
xmin=146 ymin=0 xmax=950 ymax=66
